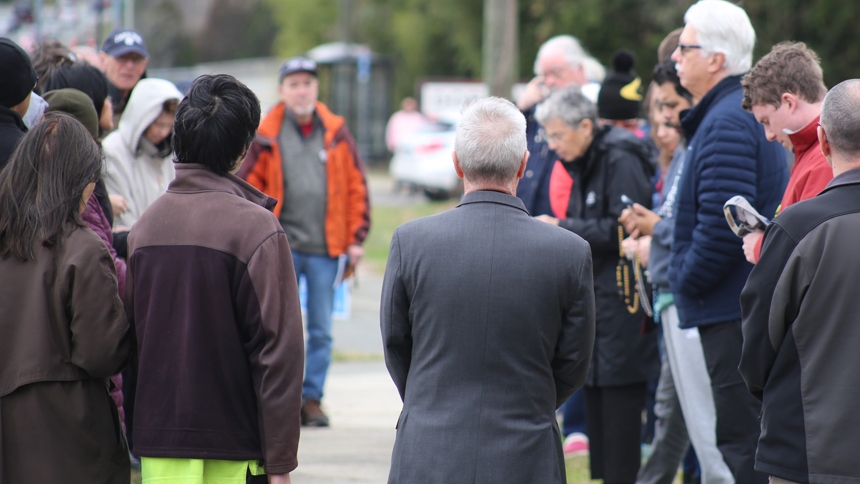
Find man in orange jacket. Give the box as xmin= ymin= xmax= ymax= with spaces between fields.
xmin=240 ymin=57 xmax=370 ymax=427
xmin=741 ymin=42 xmax=832 ymax=264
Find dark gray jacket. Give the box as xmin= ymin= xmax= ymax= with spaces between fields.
xmin=740 ymin=167 xmax=860 ymax=484
xmin=381 ymin=190 xmax=595 ymax=484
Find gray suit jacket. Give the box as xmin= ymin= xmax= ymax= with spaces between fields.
xmin=381 ymin=190 xmax=595 ymax=484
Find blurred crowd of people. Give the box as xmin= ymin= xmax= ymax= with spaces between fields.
xmin=3 ymin=0 xmax=860 ymax=482
xmin=0 ymin=23 xmax=368 ymax=484
xmin=518 ymin=1 xmax=844 ymax=484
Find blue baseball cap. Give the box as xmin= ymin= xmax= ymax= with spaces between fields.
xmin=101 ymin=28 xmax=148 ymax=58
xmin=278 ymin=57 xmax=317 ymax=82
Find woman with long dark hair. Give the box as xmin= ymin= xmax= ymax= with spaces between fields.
xmin=0 ymin=112 xmax=131 ymax=484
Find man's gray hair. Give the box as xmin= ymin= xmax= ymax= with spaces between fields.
xmin=820 ymin=79 xmax=860 ymax=157
xmin=454 ymin=97 xmax=527 ymax=185
xmin=534 ymin=86 xmax=598 ymax=129
xmin=684 ymin=0 xmax=756 ymax=76
xmin=534 ymin=35 xmax=586 ymax=76
xmin=582 ymin=56 xmax=606 ymax=83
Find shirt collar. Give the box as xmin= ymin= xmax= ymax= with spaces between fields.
xmin=457 ymin=190 xmax=530 ymax=215
xmin=787 ymin=115 xmax=820 ymax=154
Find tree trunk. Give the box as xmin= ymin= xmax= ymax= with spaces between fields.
xmin=482 ymin=0 xmax=518 ymax=99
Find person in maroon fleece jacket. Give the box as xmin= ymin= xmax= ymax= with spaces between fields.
xmin=126 ymin=74 xmax=303 ymax=484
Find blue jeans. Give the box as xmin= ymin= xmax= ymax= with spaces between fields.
xmin=561 ymin=388 xmax=587 ymax=436
xmin=291 ymin=251 xmax=339 ymax=402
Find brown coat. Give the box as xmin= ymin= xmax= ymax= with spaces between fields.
xmin=0 ymin=225 xmax=131 ymax=484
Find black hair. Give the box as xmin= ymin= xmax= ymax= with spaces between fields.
xmin=43 ymin=63 xmax=110 ymax=115
xmin=173 ymin=74 xmax=261 ymax=176
xmin=30 ymin=38 xmax=75 ymax=94
xmin=0 ymin=112 xmax=102 ymax=261
xmin=652 ymin=59 xmax=693 ymax=103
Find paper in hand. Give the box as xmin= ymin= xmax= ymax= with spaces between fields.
xmin=724 ymin=195 xmax=770 ymax=238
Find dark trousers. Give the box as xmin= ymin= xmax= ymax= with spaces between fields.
xmin=585 ymin=383 xmax=647 ymax=484
xmin=698 ymin=320 xmax=767 ymax=484
xmin=247 ymin=470 xmax=268 ymax=483
xmin=561 ymin=388 xmax=587 ymax=436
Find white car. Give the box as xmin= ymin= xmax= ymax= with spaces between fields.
xmin=389 ymin=119 xmax=462 ymax=201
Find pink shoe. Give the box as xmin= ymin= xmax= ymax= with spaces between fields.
xmin=563 ymin=432 xmax=589 ymax=456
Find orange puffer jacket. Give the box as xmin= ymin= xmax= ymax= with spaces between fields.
xmin=240 ymin=101 xmax=370 ymax=258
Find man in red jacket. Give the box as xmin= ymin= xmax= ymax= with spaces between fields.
xmin=741 ymin=42 xmax=832 ymax=263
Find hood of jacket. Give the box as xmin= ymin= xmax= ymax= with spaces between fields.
xmin=117 ymin=78 xmax=183 ymax=155
xmin=564 ymin=124 xmax=655 ymax=180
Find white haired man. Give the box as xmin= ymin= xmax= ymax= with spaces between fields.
xmin=668 ymin=1 xmax=788 ymax=483
xmin=741 ymin=79 xmax=860 ymax=484
xmin=515 ymin=35 xmax=601 ymax=217
xmin=381 ymin=97 xmax=596 ymax=484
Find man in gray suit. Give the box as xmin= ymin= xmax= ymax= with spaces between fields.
xmin=380 ymin=96 xmax=596 ymax=484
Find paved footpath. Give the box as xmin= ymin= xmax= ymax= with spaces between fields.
xmin=291 ymin=260 xmax=402 ymax=483
xmin=291 ymin=174 xmax=425 ymax=483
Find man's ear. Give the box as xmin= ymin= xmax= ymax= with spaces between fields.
xmin=452 ymin=152 xmax=464 ymax=180
xmin=708 ymin=52 xmax=726 ymax=74
xmin=782 ymin=93 xmax=798 ymax=114
xmin=517 ymin=151 xmax=529 ymax=179
xmin=818 ymin=125 xmax=833 ymax=168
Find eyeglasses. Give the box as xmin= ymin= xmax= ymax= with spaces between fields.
xmin=677 ymin=44 xmax=703 ymax=55
xmin=544 ymin=130 xmax=571 ymax=143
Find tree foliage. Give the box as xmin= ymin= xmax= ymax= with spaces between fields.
xmin=261 ymin=0 xmax=860 ymax=101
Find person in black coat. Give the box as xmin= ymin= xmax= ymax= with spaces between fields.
xmin=0 ymin=38 xmax=37 ymax=170
xmin=535 ymin=85 xmax=659 ymax=484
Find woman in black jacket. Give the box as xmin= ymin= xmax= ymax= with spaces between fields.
xmin=535 ymin=86 xmax=659 ymax=484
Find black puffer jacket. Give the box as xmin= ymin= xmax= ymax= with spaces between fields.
xmin=557 ymin=125 xmax=659 ymax=387
xmin=0 ymin=106 xmax=26 ymax=170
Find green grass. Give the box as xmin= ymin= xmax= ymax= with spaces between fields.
xmin=331 ymin=349 xmax=385 ymax=362
xmin=364 ymin=200 xmax=458 ymax=273
xmin=566 ymin=455 xmax=597 ymax=483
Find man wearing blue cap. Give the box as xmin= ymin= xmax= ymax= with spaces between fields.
xmin=240 ymin=57 xmax=371 ymax=428
xmin=100 ymin=28 xmax=149 ymax=125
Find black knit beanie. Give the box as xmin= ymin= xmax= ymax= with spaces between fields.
xmin=0 ymin=38 xmax=37 ymax=109
xmin=597 ymin=49 xmax=643 ymax=121
xmin=42 ymin=63 xmax=110 ymax=115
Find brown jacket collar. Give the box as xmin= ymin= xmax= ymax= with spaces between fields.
xmin=168 ymin=163 xmax=278 ymax=212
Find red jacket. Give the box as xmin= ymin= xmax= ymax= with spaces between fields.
xmin=753 ymin=115 xmax=832 ymax=261
xmin=240 ymin=101 xmax=370 ymax=258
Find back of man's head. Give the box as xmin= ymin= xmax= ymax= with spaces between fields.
xmin=454 ymin=97 xmax=526 ymax=186
xmin=820 ymin=79 xmax=860 ymax=160
xmin=741 ymin=42 xmax=826 ymax=111
xmin=535 ymin=35 xmax=586 ymax=75
xmin=173 ymin=74 xmax=261 ymax=176
xmin=684 ymin=0 xmax=756 ymax=76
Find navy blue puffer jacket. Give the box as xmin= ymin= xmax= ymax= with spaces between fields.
xmin=669 ymin=75 xmax=788 ymax=328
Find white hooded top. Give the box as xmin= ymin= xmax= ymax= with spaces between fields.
xmin=103 ymin=78 xmax=183 ymax=228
